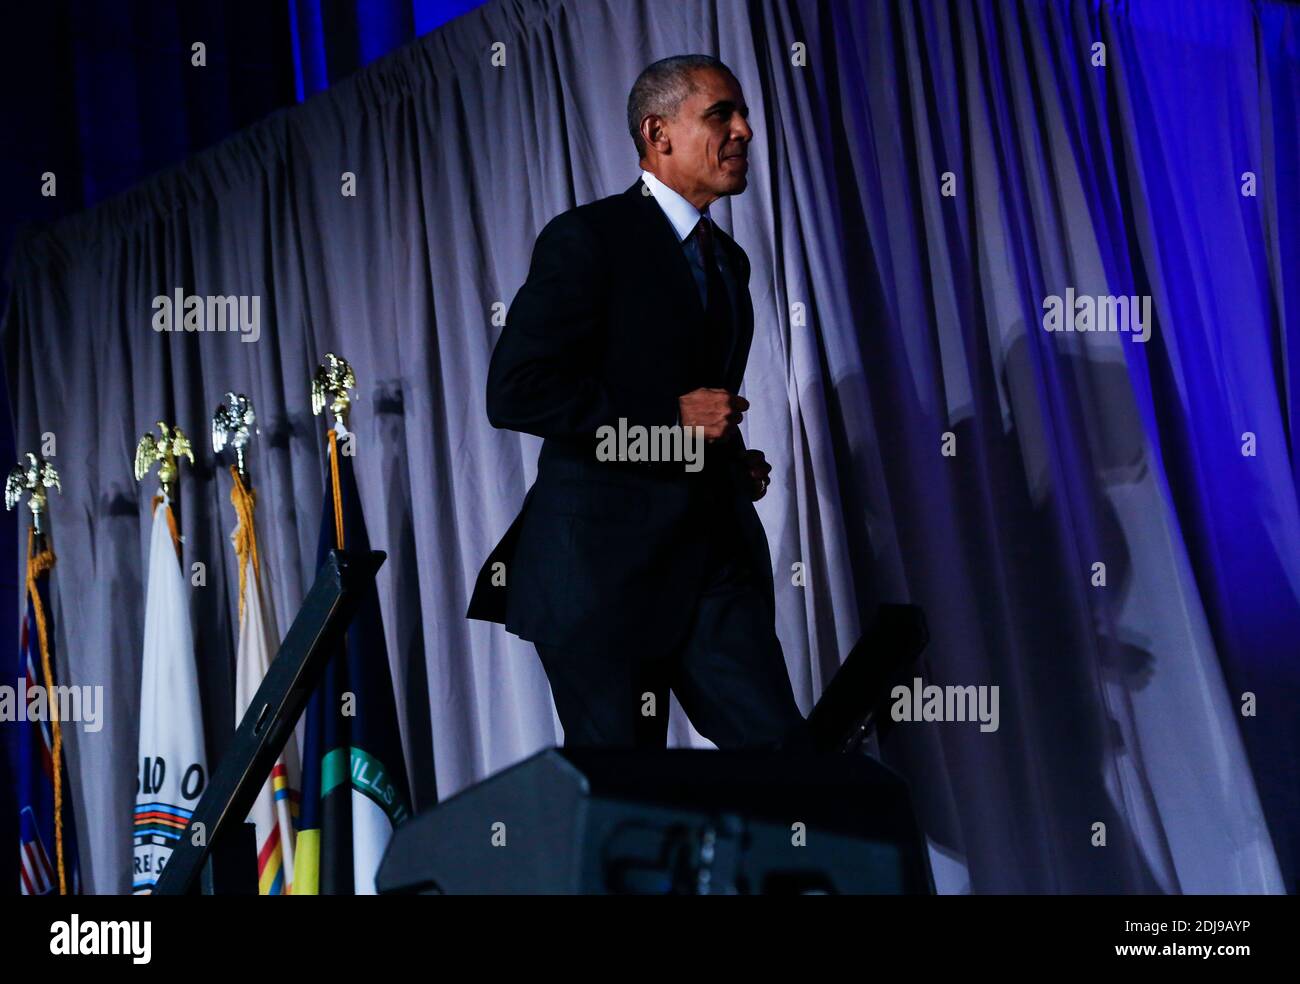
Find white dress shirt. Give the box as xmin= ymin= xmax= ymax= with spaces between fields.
xmin=641 ymin=168 xmax=707 ymax=242
xmin=640 ymin=168 xmax=731 ymax=309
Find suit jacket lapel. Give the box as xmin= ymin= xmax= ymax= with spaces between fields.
xmin=624 ymin=179 xmax=706 ymax=334
xmin=713 ymin=224 xmax=753 ymax=391
xmin=623 ymin=178 xmax=754 ymax=391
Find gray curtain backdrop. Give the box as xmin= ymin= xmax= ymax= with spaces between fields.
xmin=3 ymin=0 xmax=1287 ymax=893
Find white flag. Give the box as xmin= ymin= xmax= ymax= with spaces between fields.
xmin=231 ymin=473 xmax=300 ymax=893
xmin=132 ymin=495 xmax=207 ymax=893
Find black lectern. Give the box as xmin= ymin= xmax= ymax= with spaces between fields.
xmin=153 ymin=548 xmax=385 ymax=896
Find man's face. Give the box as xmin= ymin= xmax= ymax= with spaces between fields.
xmin=657 ymin=68 xmax=752 ymax=206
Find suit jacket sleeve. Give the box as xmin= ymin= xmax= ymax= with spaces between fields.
xmin=486 ymin=211 xmax=680 ymax=440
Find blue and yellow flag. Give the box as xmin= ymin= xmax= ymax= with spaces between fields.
xmin=293 ymin=425 xmax=410 ymax=894
xmin=15 ymin=529 xmax=80 ymax=895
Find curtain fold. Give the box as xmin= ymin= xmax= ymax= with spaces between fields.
xmin=3 ymin=0 xmax=1293 ymax=893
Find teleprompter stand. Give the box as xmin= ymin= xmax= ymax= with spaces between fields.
xmin=805 ymin=603 xmax=929 ymax=753
xmin=153 ymin=548 xmax=385 ymax=896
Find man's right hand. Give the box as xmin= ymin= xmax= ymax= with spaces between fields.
xmin=679 ymin=388 xmax=749 ymax=442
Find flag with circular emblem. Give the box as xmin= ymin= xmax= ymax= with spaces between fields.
xmin=132 ymin=494 xmax=207 ymax=893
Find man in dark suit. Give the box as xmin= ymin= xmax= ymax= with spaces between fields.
xmin=468 ymin=54 xmax=807 ymax=750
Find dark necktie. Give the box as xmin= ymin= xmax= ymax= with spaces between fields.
xmin=693 ymin=216 xmax=733 ymax=385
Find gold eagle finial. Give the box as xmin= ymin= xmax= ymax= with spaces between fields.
xmin=212 ymin=392 xmax=256 ymax=482
xmin=311 ymin=353 xmax=356 ymax=430
xmin=5 ymin=451 xmax=61 ymax=535
xmin=134 ymin=421 xmax=195 ymax=499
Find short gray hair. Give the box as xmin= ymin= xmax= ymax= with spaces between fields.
xmin=627 ymin=55 xmax=733 ymax=158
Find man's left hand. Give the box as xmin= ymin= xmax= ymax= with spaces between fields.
xmin=741 ymin=449 xmax=772 ymax=501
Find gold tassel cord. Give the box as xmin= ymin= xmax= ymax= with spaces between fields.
xmin=25 ymin=526 xmax=67 ymax=895
xmin=229 ymin=466 xmax=260 ymax=626
xmin=328 ymin=429 xmax=345 ymax=550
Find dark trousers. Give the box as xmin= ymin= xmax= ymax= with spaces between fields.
xmin=535 ymin=511 xmax=808 ymax=749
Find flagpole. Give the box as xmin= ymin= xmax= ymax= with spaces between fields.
xmin=215 ymin=391 xmax=302 ymax=894
xmin=5 ymin=450 xmax=68 ymax=894
xmin=312 ymin=352 xmax=355 ymax=554
xmin=294 ymin=353 xmax=412 ymax=894
xmin=214 ymin=392 xmax=259 ymax=626
xmin=131 ymin=420 xmax=201 ymax=894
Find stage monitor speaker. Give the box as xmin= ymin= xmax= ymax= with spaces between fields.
xmin=377 ymin=748 xmax=933 ymax=895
